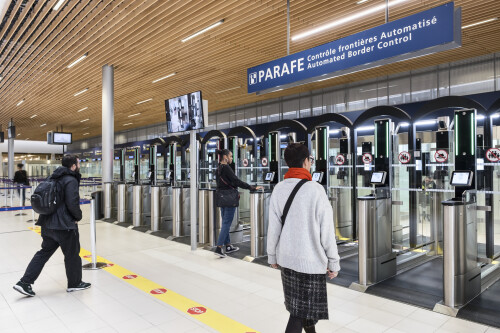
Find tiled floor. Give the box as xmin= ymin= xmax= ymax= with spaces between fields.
xmin=1 ymin=205 xmax=499 ymax=333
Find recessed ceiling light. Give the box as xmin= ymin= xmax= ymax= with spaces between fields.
xmin=78 ymin=107 xmax=88 ymax=112
xmin=152 ymin=73 xmax=176 ymax=83
xmin=462 ymin=18 xmax=498 ymax=29
xmin=67 ymin=53 xmax=88 ymax=68
xmin=25 ymin=138 xmax=30 ymax=140
xmin=215 ymin=86 xmax=241 ymax=94
xmin=123 ymin=123 xmax=133 ymax=126
xmin=80 ymin=119 xmax=90 ymax=122
xmin=17 ymin=133 xmax=21 ymax=136
xmin=53 ymin=0 xmax=65 ymax=11
xmin=357 ymin=0 xmax=369 ymax=3
xmin=83 ymin=133 xmax=90 ymax=136
xmin=181 ymin=19 xmax=224 ymax=43
xmin=40 ymin=123 xmax=47 ymax=127
xmin=292 ymin=0 xmax=409 ymax=41
xmin=0 ymin=75 xmax=3 ymax=81
xmin=136 ymin=98 xmax=152 ymax=105
xmin=128 ymin=113 xmax=141 ymax=117
xmin=74 ymin=88 xmax=88 ymax=96
xmin=30 ymin=114 xmax=37 ymax=118
xmin=17 ymin=99 xmax=24 ymax=106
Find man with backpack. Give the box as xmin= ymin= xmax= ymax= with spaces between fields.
xmin=13 ymin=163 xmax=29 ymax=206
xmin=13 ymin=155 xmax=91 ymax=297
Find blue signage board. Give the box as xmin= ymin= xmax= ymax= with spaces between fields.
xmin=247 ymin=2 xmax=461 ymax=94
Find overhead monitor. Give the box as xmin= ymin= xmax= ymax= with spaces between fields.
xmin=7 ymin=126 xmax=15 ymax=139
xmin=312 ymin=171 xmax=324 ymax=183
xmin=165 ymin=91 xmax=208 ymax=133
xmin=264 ymin=172 xmax=275 ymax=182
xmin=52 ymin=132 xmax=72 ymax=145
xmin=370 ymin=171 xmax=387 ymax=185
xmin=0 ymin=132 xmax=4 ymax=143
xmin=114 ymin=156 xmax=120 ymax=160
xmin=450 ymin=171 xmax=474 ymax=186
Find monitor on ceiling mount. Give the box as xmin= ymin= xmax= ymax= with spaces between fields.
xmin=52 ymin=132 xmax=72 ymax=145
xmin=165 ymin=90 xmax=207 ymax=134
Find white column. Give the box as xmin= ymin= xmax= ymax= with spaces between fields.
xmin=7 ymin=120 xmax=14 ymax=179
xmin=102 ymin=65 xmax=114 ymax=183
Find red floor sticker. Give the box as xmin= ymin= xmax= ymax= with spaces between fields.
xmin=122 ymin=275 xmax=138 ymax=280
xmin=150 ymin=288 xmax=167 ymax=295
xmin=105 ymin=263 xmax=114 ymax=267
xmin=188 ymin=307 xmax=207 ymax=315
xmin=83 ymin=255 xmax=92 ymax=258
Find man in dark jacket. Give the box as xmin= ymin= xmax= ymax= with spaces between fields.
xmin=13 ymin=163 xmax=28 ymax=206
xmin=13 ymin=155 xmax=91 ymax=297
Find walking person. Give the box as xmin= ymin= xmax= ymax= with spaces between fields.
xmin=214 ymin=149 xmax=262 ymax=258
xmin=267 ymin=143 xmax=340 ymax=333
xmin=13 ymin=163 xmax=29 ymax=206
xmin=13 ymin=155 xmax=91 ymax=297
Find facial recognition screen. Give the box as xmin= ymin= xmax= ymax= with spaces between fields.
xmin=450 ymin=171 xmax=473 ymax=186
xmin=312 ymin=172 xmax=323 ymax=183
xmin=370 ymin=171 xmax=387 ymax=184
xmin=166 ymin=91 xmax=205 ymax=133
xmin=265 ymin=172 xmax=275 ymax=182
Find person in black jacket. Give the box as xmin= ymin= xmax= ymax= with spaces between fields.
xmin=13 ymin=163 xmax=28 ymax=206
xmin=214 ymin=149 xmax=262 ymax=258
xmin=13 ymin=155 xmax=91 ymax=297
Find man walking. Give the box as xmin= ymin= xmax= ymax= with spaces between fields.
xmin=14 ymin=155 xmax=91 ymax=296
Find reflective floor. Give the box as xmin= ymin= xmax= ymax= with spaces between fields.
xmin=1 ymin=205 xmax=499 ymax=332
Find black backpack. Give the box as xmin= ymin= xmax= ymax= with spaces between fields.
xmin=31 ymin=177 xmax=62 ymax=215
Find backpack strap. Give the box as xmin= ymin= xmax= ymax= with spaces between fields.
xmin=281 ymin=179 xmax=308 ymax=228
xmin=217 ymin=165 xmax=235 ymax=190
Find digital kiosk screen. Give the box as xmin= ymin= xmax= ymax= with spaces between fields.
xmin=166 ymin=91 xmax=207 ymax=133
xmin=265 ymin=172 xmax=275 ymax=182
xmin=450 ymin=171 xmax=473 ymax=186
xmin=370 ymin=171 xmax=387 ymax=184
xmin=312 ymin=172 xmax=324 ymax=183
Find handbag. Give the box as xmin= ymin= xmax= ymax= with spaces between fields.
xmin=215 ymin=166 xmax=240 ymax=207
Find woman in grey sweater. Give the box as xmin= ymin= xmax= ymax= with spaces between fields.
xmin=267 ymin=143 xmax=340 ymax=333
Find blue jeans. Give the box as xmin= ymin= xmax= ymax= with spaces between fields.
xmin=216 ymin=207 xmax=237 ymax=247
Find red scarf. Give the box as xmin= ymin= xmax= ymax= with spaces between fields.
xmin=284 ymin=168 xmax=312 ymax=181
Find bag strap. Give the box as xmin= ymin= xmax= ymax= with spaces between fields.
xmin=218 ymin=165 xmax=236 ymax=190
xmin=281 ymin=179 xmax=308 ymax=228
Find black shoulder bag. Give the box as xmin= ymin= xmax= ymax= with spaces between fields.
xmin=281 ymin=179 xmax=308 ymax=228
xmin=215 ymin=165 xmax=240 ymax=207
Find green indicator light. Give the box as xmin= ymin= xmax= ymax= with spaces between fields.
xmin=470 ymin=113 xmax=474 ymax=156
xmin=374 ymin=124 xmax=378 ymax=156
xmin=455 ymin=114 xmax=459 ymax=156
xmin=386 ymin=121 xmax=389 ymax=157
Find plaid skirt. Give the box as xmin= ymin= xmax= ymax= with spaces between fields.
xmin=281 ymin=267 xmax=329 ymax=325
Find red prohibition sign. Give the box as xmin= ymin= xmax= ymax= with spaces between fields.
xmin=362 ymin=153 xmax=373 ymax=164
xmin=486 ymin=148 xmax=500 ymax=162
xmin=434 ymin=149 xmax=448 ymax=163
xmin=335 ymin=155 xmax=345 ymax=165
xmin=242 ymin=158 xmax=249 ymax=167
xmin=261 ymin=157 xmax=268 ymax=167
xmin=398 ymin=151 xmax=411 ymax=164
xmin=122 ymin=275 xmax=138 ymax=280
xmin=187 ymin=307 xmax=207 ymax=315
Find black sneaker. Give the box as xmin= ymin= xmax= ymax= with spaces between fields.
xmin=67 ymin=282 xmax=91 ymax=292
xmin=214 ymin=246 xmax=226 ymax=258
xmin=13 ymin=281 xmax=35 ymax=297
xmin=225 ymin=244 xmax=239 ymax=254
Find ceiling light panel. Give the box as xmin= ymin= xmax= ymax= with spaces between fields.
xmin=152 ymin=73 xmax=176 ymax=83
xmin=181 ymin=19 xmax=224 ymax=42
xmin=67 ymin=53 xmax=88 ymax=68
xmin=74 ymin=88 xmax=88 ymax=96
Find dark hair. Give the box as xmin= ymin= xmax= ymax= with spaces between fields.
xmin=62 ymin=154 xmax=79 ymax=169
xmin=217 ymin=149 xmax=231 ymax=159
xmin=17 ymin=163 xmax=24 ymax=168
xmin=284 ymin=143 xmax=309 ymax=168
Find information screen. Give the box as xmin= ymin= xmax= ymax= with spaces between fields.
xmin=370 ymin=171 xmax=387 ymax=184
xmin=53 ymin=132 xmax=72 ymax=144
xmin=312 ymin=171 xmax=324 ymax=183
xmin=166 ymin=91 xmax=206 ymax=133
xmin=450 ymin=171 xmax=473 ymax=186
xmin=265 ymin=172 xmax=275 ymax=182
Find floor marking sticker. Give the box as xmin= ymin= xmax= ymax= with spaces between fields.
xmin=29 ymin=226 xmax=259 ymax=333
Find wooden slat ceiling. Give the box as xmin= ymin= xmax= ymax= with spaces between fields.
xmin=0 ymin=0 xmax=498 ymax=141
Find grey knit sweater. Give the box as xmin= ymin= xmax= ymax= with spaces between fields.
xmin=267 ymin=178 xmax=341 ymax=274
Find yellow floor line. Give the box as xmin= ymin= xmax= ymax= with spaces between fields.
xmin=29 ymin=226 xmax=259 ymax=333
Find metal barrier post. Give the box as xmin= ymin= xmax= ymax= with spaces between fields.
xmin=83 ymin=199 xmax=107 ymax=270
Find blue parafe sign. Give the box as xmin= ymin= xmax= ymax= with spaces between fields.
xmin=247 ymin=2 xmax=461 ymax=94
